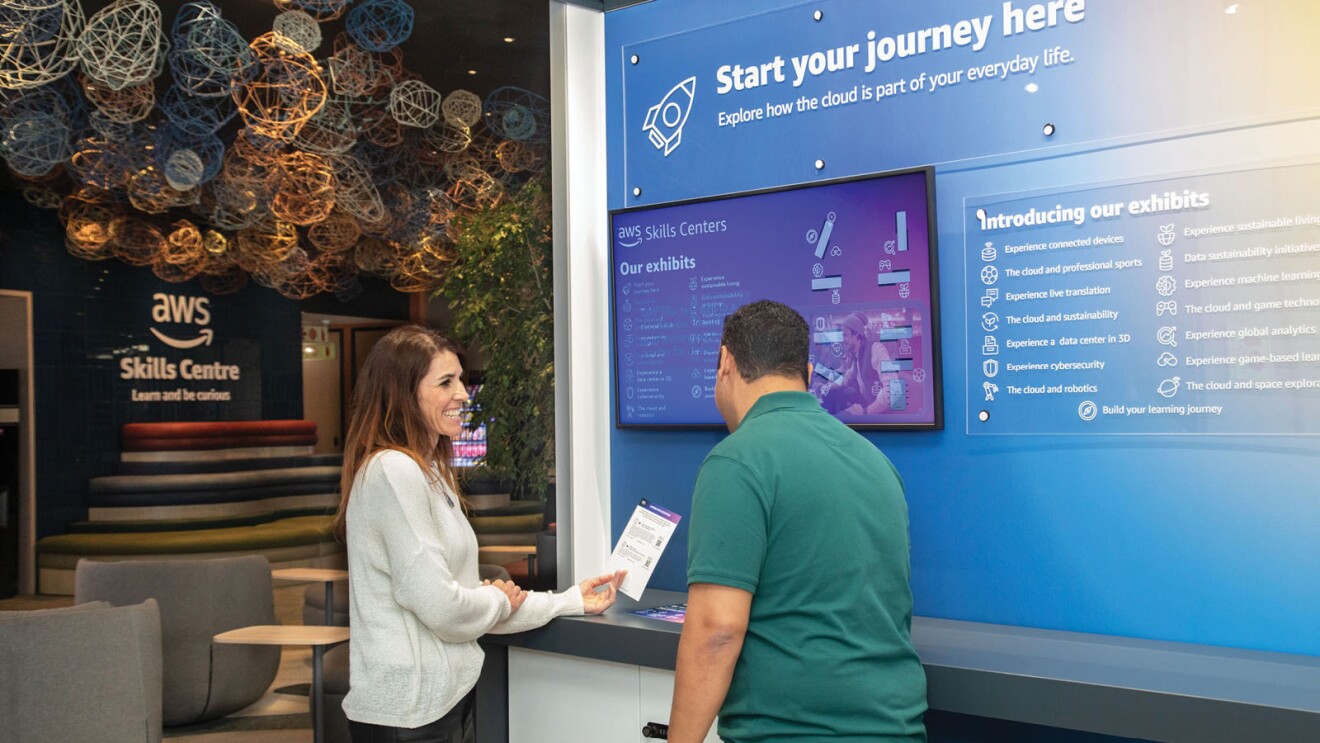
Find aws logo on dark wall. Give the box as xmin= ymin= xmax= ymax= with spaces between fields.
xmin=149 ymin=293 xmax=213 ymax=349
xmin=119 ymin=292 xmax=241 ymax=388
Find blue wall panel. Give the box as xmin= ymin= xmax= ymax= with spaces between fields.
xmin=606 ymin=0 xmax=1320 ymax=659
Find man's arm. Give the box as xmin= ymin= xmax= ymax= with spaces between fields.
xmin=668 ymin=583 xmax=752 ymax=743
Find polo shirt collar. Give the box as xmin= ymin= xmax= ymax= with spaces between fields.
xmin=741 ymin=390 xmax=819 ymax=425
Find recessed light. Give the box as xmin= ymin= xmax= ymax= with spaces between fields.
xmin=467 ymin=69 xmax=477 ymax=75
xmin=1225 ymin=4 xmax=1239 ymax=14
xmin=503 ymin=37 xmax=515 ymax=43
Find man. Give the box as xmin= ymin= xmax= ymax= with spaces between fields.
xmin=669 ymin=300 xmax=927 ymax=743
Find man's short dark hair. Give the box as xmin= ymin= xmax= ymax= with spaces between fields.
xmin=721 ymin=300 xmax=809 ymax=384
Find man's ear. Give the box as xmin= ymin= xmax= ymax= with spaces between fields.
xmin=717 ymin=345 xmax=735 ymax=380
xmin=805 ymin=361 xmax=813 ymax=385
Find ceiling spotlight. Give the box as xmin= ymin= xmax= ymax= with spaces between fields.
xmin=1224 ymin=4 xmax=1239 ymax=14
xmin=1042 ymin=122 xmax=1056 ymax=136
xmin=467 ymin=69 xmax=477 ymax=75
xmin=503 ymin=37 xmax=515 ymax=43
xmin=1024 ymin=82 xmax=1039 ymax=93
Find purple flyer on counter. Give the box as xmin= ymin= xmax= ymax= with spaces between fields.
xmin=629 ymin=603 xmax=687 ymax=623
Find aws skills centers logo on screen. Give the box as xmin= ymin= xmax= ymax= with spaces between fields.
xmin=643 ymin=76 xmax=696 ymax=157
xmin=617 ymin=218 xmax=727 ymax=250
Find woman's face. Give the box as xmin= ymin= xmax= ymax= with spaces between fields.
xmin=417 ymin=350 xmax=469 ymax=443
xmin=844 ymin=327 xmax=864 ymax=354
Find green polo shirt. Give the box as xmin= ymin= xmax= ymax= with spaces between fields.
xmin=688 ymin=391 xmax=927 ymax=743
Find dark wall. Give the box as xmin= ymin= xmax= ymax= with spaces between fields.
xmin=0 ymin=196 xmax=302 ymax=538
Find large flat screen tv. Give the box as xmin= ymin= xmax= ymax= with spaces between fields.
xmin=611 ymin=167 xmax=942 ymax=429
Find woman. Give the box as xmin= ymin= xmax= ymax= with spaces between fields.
xmin=333 ymin=325 xmax=624 ymax=742
xmin=822 ymin=310 xmax=894 ymax=416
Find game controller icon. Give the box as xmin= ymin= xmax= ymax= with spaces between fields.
xmin=1156 ymin=300 xmax=1177 ymax=316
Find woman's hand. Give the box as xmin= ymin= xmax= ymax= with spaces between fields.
xmin=486 ymin=578 xmax=528 ymax=613
xmin=579 ymin=570 xmax=626 ymax=615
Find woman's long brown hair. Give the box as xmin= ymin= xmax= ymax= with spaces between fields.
xmin=333 ymin=325 xmax=464 ymax=540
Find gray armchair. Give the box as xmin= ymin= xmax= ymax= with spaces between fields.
xmin=0 ymin=599 xmax=163 ymax=742
xmin=74 ymin=555 xmax=280 ymax=727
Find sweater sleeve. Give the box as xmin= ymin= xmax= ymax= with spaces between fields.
xmin=363 ymin=452 xmax=512 ymax=642
xmin=486 ymin=586 xmax=584 ymax=635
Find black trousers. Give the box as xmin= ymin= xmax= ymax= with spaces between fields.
xmin=348 ymin=691 xmax=475 ymax=743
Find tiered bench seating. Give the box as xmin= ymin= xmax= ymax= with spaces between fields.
xmin=37 ymin=421 xmax=345 ymax=595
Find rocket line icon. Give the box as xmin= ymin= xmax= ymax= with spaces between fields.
xmin=643 ymin=76 xmax=696 ymax=157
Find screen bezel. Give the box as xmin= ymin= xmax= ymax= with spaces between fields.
xmin=609 ymin=166 xmax=943 ymax=431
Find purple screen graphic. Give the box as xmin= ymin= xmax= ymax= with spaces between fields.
xmin=612 ymin=169 xmax=942 ymax=428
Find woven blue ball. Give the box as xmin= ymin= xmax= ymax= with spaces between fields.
xmin=346 ymin=0 xmax=413 ymax=53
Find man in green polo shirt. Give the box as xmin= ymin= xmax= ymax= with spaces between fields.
xmin=668 ymin=300 xmax=927 ymax=743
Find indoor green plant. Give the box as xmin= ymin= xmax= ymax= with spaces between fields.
xmin=439 ymin=173 xmax=554 ymax=501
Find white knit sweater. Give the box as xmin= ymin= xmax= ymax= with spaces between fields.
xmin=342 ymin=449 xmax=583 ymax=728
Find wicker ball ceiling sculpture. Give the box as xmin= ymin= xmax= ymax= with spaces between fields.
xmin=79 ymin=74 xmax=155 ymax=124
xmin=273 ymin=10 xmax=321 ymax=54
xmin=440 ymin=88 xmax=481 ymax=128
xmin=0 ymin=0 xmax=85 ymax=91
xmin=1 ymin=0 xmax=551 ymax=297
xmin=345 ymin=0 xmax=413 ymax=53
xmin=168 ymin=1 xmax=252 ymax=98
xmin=389 ymin=79 xmax=441 ymax=129
xmin=77 ymin=0 xmax=167 ymax=92
xmin=271 ymin=150 xmax=336 ymax=225
xmin=234 ymin=32 xmax=327 ymax=142
xmin=273 ymin=0 xmax=351 ymax=24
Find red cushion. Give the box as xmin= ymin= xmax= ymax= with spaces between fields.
xmin=121 ymin=434 xmax=318 ymax=452
xmin=122 ymin=420 xmax=316 ymax=439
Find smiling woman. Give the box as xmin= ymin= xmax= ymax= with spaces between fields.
xmin=330 ymin=324 xmax=623 ymax=741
